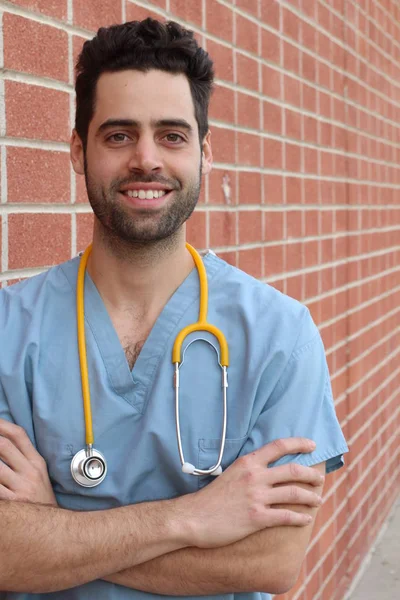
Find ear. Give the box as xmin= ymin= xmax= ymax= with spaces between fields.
xmin=70 ymin=129 xmax=85 ymax=175
xmin=201 ymin=130 xmax=213 ymax=175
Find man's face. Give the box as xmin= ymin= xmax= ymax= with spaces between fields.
xmin=73 ymin=69 xmax=212 ymax=244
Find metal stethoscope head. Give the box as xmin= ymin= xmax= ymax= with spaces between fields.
xmin=71 ymin=243 xmax=229 ymax=487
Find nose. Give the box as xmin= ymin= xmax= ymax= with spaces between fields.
xmin=128 ymin=134 xmax=163 ymax=174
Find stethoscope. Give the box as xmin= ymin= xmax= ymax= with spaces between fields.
xmin=71 ymin=243 xmax=229 ymax=487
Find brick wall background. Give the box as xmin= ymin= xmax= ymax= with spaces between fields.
xmin=0 ymin=0 xmax=399 ymax=598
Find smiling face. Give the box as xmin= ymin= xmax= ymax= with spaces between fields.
xmin=71 ymin=69 xmax=212 ymax=245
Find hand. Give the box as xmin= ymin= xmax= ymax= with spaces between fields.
xmin=0 ymin=418 xmax=57 ymax=506
xmin=179 ymin=437 xmax=324 ymax=549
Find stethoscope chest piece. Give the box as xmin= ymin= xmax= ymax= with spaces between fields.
xmin=71 ymin=447 xmax=107 ymax=488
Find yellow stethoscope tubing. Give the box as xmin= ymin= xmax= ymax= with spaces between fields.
xmin=76 ymin=244 xmax=94 ymax=446
xmin=77 ymin=242 xmax=229 ymax=449
xmin=172 ymin=243 xmax=229 ymax=367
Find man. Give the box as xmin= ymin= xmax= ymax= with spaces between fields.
xmin=0 ymin=19 xmax=347 ymax=599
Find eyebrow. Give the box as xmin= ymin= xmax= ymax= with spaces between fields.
xmin=97 ymin=118 xmax=193 ymax=134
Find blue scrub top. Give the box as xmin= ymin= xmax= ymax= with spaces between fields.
xmin=0 ymin=251 xmax=348 ymax=600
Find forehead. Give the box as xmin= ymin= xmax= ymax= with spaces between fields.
xmin=91 ymin=69 xmax=197 ymax=130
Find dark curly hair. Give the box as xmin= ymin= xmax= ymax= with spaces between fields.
xmin=75 ymin=18 xmax=215 ymax=148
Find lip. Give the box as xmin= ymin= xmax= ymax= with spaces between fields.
xmin=120 ymin=183 xmax=173 ymax=192
xmin=119 ymin=189 xmax=172 ymax=209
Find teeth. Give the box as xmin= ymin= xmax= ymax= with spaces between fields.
xmin=126 ymin=189 xmax=167 ymax=199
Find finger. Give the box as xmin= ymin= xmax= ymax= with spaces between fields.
xmin=0 ymin=482 xmax=15 ymax=500
xmin=0 ymin=435 xmax=30 ymax=474
xmin=267 ymin=485 xmax=322 ymax=508
xmin=0 ymin=419 xmax=39 ymax=462
xmin=254 ymin=438 xmax=316 ymax=466
xmin=0 ymin=459 xmax=19 ymax=491
xmin=268 ymin=463 xmax=324 ymax=487
xmin=264 ymin=508 xmax=313 ymax=528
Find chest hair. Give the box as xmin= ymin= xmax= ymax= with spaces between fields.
xmin=124 ymin=340 xmax=145 ymax=370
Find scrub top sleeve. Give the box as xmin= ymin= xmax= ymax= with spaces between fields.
xmin=239 ymin=313 xmax=348 ymax=474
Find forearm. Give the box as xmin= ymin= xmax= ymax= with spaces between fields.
xmin=104 ymin=465 xmax=326 ymax=595
xmin=0 ymin=499 xmax=188 ymax=594
xmin=104 ymin=528 xmax=286 ymax=595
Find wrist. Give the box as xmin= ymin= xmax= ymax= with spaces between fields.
xmin=167 ymin=494 xmax=198 ymax=548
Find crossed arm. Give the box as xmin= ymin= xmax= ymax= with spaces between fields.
xmin=103 ymin=463 xmax=325 ymax=595
xmin=0 ymin=418 xmax=325 ymax=595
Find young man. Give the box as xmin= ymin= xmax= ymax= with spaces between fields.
xmin=0 ymin=19 xmax=347 ymax=599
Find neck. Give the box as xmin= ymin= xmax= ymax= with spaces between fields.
xmin=86 ymin=221 xmax=195 ymax=318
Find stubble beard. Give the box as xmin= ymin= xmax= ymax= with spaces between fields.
xmin=84 ymin=159 xmax=202 ymax=247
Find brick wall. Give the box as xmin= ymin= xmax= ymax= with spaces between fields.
xmin=0 ymin=1 xmax=399 ymax=599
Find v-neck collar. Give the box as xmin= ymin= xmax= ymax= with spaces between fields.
xmin=61 ymin=251 xmax=224 ymax=414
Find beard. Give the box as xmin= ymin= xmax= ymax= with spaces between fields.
xmin=84 ymin=158 xmax=202 ymax=245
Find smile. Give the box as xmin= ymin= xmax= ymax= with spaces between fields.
xmin=125 ymin=189 xmax=169 ymax=200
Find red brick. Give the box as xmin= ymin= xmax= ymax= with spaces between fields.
xmin=74 ymin=0 xmax=122 ymax=30
xmin=7 ymin=147 xmax=70 ymax=204
xmin=7 ymin=0 xmax=67 ymax=20
xmin=302 ymin=21 xmax=317 ymax=50
xmin=303 ymin=84 xmax=317 ymax=112
xmin=263 ymin=101 xmax=282 ymax=135
xmin=286 ymin=241 xmax=302 ymax=271
xmin=264 ymin=244 xmax=283 ymax=276
xmin=286 ymin=274 xmax=302 ymax=300
xmin=285 ymin=142 xmax=301 ymax=172
xmin=262 ymin=65 xmax=281 ymax=99
xmin=237 ymin=92 xmax=260 ymax=130
xmin=125 ymin=4 xmax=161 ymax=22
xmin=209 ymin=85 xmax=235 ymax=124
xmin=211 ymin=127 xmax=235 ymax=164
xmin=8 ymin=214 xmax=71 ymax=269
xmin=238 ymin=247 xmax=262 ymax=279
xmin=285 ymin=109 xmax=302 ymax=139
xmin=264 ymin=211 xmax=283 ymax=241
xmin=284 ymin=42 xmax=300 ymax=74
xmin=236 ymin=15 xmax=258 ymax=55
xmin=260 ymin=0 xmax=280 ymax=30
xmin=304 ymin=241 xmax=319 ymax=268
xmin=206 ymin=2 xmax=233 ymax=43
xmin=286 ymin=176 xmax=302 ymax=203
xmin=264 ymin=138 xmax=283 ymax=169
xmin=207 ymin=41 xmax=234 ymax=83
xmin=6 ymin=81 xmax=69 ymax=142
xmin=209 ymin=211 xmax=236 ymax=247
xmin=170 ymin=0 xmax=203 ymax=26
xmin=76 ymin=212 xmax=94 ymax=252
xmin=236 ymin=0 xmax=258 ymax=17
xmin=287 ymin=210 xmax=302 ymax=238
xmin=283 ymin=8 xmax=301 ymax=42
xmin=304 ymin=147 xmax=318 ymax=174
xmin=237 ymin=53 xmax=260 ymax=91
xmin=261 ymin=29 xmax=280 ymax=64
xmin=284 ymin=74 xmax=301 ymax=107
xmin=186 ymin=210 xmax=207 ymax=249
xmin=237 ymin=133 xmax=261 ymax=167
xmin=264 ymin=174 xmax=283 ymax=204
xmin=304 ymin=115 xmax=318 ymax=144
xmin=239 ymin=210 xmax=262 ymax=244
xmin=302 ymin=53 xmax=317 ymax=83
xmin=238 ymin=172 xmax=262 ymax=205
xmin=208 ymin=169 xmax=236 ymax=206
xmin=4 ymin=14 xmax=68 ymax=82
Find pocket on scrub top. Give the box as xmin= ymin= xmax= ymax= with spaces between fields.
xmin=197 ymin=436 xmax=247 ymax=490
